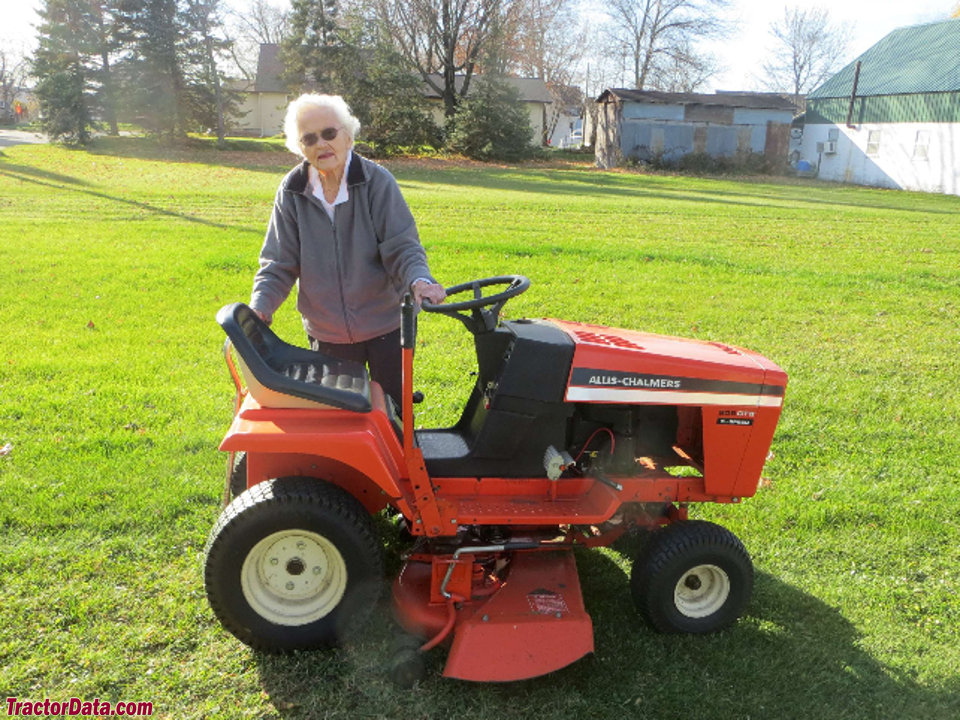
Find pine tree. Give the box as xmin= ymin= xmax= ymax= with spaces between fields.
xmin=327 ymin=16 xmax=438 ymax=150
xmin=278 ymin=5 xmax=437 ymax=151
xmin=32 ymin=0 xmax=100 ymax=143
xmin=447 ymin=76 xmax=536 ymax=161
xmin=113 ymin=0 xmax=189 ymax=139
xmin=181 ymin=0 xmax=242 ymax=142
xmin=280 ymin=0 xmax=341 ymax=90
xmin=90 ymin=1 xmax=121 ymax=135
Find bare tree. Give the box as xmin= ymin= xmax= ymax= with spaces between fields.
xmin=0 ymin=49 xmax=30 ymax=123
xmin=233 ymin=0 xmax=289 ymax=44
xmin=650 ymin=35 xmax=717 ymax=92
xmin=373 ymin=0 xmax=513 ymax=119
xmin=224 ymin=0 xmax=289 ymax=80
xmin=760 ymin=6 xmax=848 ymax=108
xmin=602 ymin=0 xmax=728 ymax=91
xmin=508 ymin=0 xmax=583 ymax=82
xmin=506 ymin=0 xmax=586 ymax=142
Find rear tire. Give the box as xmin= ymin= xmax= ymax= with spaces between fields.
xmin=631 ymin=520 xmax=753 ymax=634
xmin=204 ymin=476 xmax=383 ymax=651
xmin=228 ymin=452 xmax=247 ymax=499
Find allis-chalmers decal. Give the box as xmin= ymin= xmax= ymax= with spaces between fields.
xmin=567 ymin=368 xmax=784 ymax=408
xmin=584 ymin=373 xmax=682 ymax=389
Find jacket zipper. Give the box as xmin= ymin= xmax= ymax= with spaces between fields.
xmin=330 ymin=205 xmax=355 ymax=343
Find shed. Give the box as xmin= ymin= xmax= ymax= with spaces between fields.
xmin=800 ymin=18 xmax=960 ymax=195
xmin=594 ymin=89 xmax=798 ymax=169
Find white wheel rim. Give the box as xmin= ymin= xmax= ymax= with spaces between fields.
xmin=241 ymin=529 xmax=347 ymax=626
xmin=674 ymin=564 xmax=730 ymax=618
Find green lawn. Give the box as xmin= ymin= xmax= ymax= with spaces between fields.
xmin=1 ymin=139 xmax=958 ymax=719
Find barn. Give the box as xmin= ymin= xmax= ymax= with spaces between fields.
xmin=594 ymin=89 xmax=797 ymax=169
xmin=799 ymin=18 xmax=960 ymax=195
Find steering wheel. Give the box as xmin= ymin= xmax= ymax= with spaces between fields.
xmin=421 ymin=275 xmax=530 ymax=334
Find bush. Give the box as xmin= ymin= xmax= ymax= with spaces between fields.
xmin=629 ymin=150 xmax=789 ymax=176
xmin=446 ymin=77 xmax=538 ymax=162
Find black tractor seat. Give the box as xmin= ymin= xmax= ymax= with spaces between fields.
xmin=217 ymin=303 xmax=372 ymax=413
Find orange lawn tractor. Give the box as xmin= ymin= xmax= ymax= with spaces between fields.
xmin=203 ymin=276 xmax=787 ymax=683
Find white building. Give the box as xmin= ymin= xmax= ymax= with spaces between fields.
xmin=799 ymin=18 xmax=960 ymax=196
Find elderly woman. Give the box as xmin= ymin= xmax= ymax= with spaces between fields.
xmin=250 ymin=93 xmax=446 ymax=407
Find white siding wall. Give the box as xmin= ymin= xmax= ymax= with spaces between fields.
xmin=234 ymin=92 xmax=289 ymax=137
xmin=800 ymin=122 xmax=960 ymax=196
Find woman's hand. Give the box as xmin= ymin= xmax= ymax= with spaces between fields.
xmin=412 ymin=280 xmax=446 ymax=306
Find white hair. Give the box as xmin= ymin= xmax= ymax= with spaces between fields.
xmin=283 ymin=93 xmax=362 ymax=157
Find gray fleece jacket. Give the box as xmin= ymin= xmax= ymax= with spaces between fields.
xmin=250 ymin=153 xmax=435 ymax=344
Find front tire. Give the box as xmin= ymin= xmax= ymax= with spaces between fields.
xmin=631 ymin=520 xmax=753 ymax=634
xmin=204 ymin=476 xmax=383 ymax=651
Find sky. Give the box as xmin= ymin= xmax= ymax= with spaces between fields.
xmin=702 ymin=0 xmax=955 ymax=91
xmin=2 ymin=0 xmax=956 ymax=93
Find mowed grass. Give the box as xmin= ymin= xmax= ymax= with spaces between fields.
xmin=1 ymin=137 xmax=958 ymax=719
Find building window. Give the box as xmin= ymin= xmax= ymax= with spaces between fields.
xmin=866 ymin=130 xmax=881 ymax=157
xmin=914 ymin=131 xmax=930 ymax=160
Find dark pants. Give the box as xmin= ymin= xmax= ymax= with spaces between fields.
xmin=309 ymin=328 xmax=402 ymax=408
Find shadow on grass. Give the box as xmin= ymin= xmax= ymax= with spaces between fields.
xmin=0 ymin=163 xmax=261 ymax=234
xmin=395 ymin=164 xmax=960 ymax=216
xmin=253 ymin=539 xmax=957 ymax=720
xmin=83 ymin=136 xmax=291 ymax=174
xmin=0 ymin=160 xmax=94 ymax=187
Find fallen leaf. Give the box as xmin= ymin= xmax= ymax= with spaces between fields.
xmin=87 ymin=321 xmax=96 ymax=329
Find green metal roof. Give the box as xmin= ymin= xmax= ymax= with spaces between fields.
xmin=810 ymin=18 xmax=960 ymax=99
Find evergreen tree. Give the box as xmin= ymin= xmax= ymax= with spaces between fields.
xmin=447 ymin=76 xmax=536 ymax=161
xmin=280 ymin=3 xmax=437 ymax=151
xmin=90 ymin=1 xmax=121 ymax=135
xmin=332 ymin=18 xmax=439 ymax=151
xmin=356 ymin=44 xmax=440 ymax=151
xmin=181 ymin=0 xmax=243 ymax=142
xmin=280 ymin=0 xmax=340 ymax=90
xmin=32 ymin=0 xmax=102 ymax=143
xmin=113 ymin=0 xmax=189 ymax=138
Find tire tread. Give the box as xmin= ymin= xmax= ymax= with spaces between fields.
xmin=204 ymin=476 xmax=383 ymax=651
xmin=631 ymin=520 xmax=753 ymax=634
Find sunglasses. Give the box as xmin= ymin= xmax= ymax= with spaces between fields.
xmin=300 ymin=126 xmax=342 ymax=146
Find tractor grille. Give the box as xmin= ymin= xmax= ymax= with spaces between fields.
xmin=574 ymin=330 xmax=644 ymax=351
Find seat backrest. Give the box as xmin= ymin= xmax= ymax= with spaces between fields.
xmin=217 ymin=303 xmax=372 ymax=412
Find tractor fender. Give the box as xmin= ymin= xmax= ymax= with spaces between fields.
xmin=219 ymin=398 xmax=409 ymax=513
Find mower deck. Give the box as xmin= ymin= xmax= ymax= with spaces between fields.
xmin=394 ymin=550 xmax=593 ymax=681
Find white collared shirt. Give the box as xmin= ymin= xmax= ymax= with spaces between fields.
xmin=307 ymin=149 xmax=352 ymax=222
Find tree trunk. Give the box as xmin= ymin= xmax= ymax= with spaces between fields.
xmin=204 ymin=33 xmax=225 ymax=142
xmin=100 ymin=49 xmax=119 ymax=136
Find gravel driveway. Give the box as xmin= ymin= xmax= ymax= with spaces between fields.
xmin=0 ymin=129 xmax=47 ymax=148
